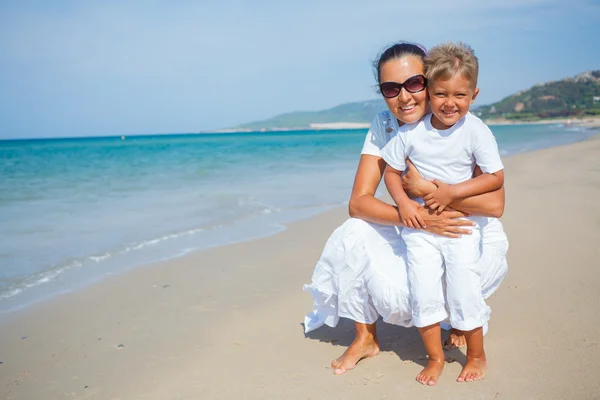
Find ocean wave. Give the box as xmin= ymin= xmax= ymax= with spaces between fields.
xmin=0 ymin=199 xmax=348 ymax=304
xmin=0 ymin=226 xmax=207 ymax=302
xmin=0 ymin=263 xmax=76 ymax=301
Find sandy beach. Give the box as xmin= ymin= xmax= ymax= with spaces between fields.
xmin=2 ymin=134 xmax=600 ymax=400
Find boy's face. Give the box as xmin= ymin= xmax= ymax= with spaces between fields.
xmin=428 ymin=73 xmax=480 ymax=130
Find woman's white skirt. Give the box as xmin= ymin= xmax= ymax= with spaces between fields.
xmin=303 ymin=218 xmax=508 ymax=333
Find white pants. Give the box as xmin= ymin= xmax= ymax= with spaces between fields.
xmin=303 ymin=218 xmax=508 ymax=333
xmin=403 ymin=217 xmax=490 ymax=331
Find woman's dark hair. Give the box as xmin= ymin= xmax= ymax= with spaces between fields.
xmin=373 ymin=42 xmax=427 ymax=84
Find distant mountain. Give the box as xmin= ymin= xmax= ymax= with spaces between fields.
xmin=234 ymin=99 xmax=386 ymax=130
xmin=232 ymin=70 xmax=600 ymax=130
xmin=475 ymin=70 xmax=600 ymax=120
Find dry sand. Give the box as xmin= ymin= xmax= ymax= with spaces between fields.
xmin=1 ymin=134 xmax=600 ymax=400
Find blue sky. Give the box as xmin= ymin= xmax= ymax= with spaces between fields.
xmin=1 ymin=0 xmax=599 ymax=138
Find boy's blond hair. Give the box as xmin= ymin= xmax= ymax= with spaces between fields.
xmin=424 ymin=42 xmax=479 ymax=88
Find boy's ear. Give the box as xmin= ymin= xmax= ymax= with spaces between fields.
xmin=471 ymin=88 xmax=480 ymax=103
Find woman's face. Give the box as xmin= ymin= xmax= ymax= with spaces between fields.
xmin=379 ymin=55 xmax=428 ymax=125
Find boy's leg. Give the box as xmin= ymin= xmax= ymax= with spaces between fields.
xmin=402 ymin=229 xmax=447 ymax=328
xmin=457 ymin=326 xmax=487 ymax=382
xmin=402 ymin=229 xmax=447 ymax=385
xmin=446 ymin=220 xmax=508 ymax=347
xmin=443 ymin=227 xmax=489 ymax=333
xmin=417 ymin=323 xmax=445 ymax=386
xmin=443 ymin=227 xmax=490 ymax=382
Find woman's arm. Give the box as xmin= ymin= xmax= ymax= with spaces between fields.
xmin=349 ymin=154 xmax=475 ymax=237
xmin=401 ymin=160 xmax=505 ymax=218
xmin=349 ymin=155 xmax=398 ymax=224
xmin=449 ymin=185 xmax=505 ymax=218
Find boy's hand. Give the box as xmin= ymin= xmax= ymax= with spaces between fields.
xmin=398 ymin=199 xmax=427 ymax=229
xmin=401 ymin=158 xmax=437 ymax=199
xmin=423 ymin=180 xmax=457 ymax=212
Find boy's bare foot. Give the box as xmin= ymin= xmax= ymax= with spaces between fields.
xmin=457 ymin=356 xmax=487 ymax=383
xmin=331 ymin=335 xmax=380 ymax=375
xmin=444 ymin=329 xmax=466 ymax=348
xmin=416 ymin=358 xmax=445 ymax=386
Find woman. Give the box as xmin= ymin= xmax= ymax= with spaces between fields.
xmin=303 ymin=42 xmax=508 ymax=376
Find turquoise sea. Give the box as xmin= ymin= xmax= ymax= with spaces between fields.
xmin=0 ymin=122 xmax=597 ymax=313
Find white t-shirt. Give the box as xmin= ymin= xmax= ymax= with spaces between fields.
xmin=382 ymin=112 xmax=503 ymax=184
xmin=361 ymin=110 xmax=400 ymax=157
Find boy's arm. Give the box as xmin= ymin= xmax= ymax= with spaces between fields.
xmin=384 ymin=165 xmax=427 ymax=229
xmin=402 ymin=160 xmax=505 ymax=217
xmin=380 ymin=128 xmax=426 ymax=228
xmin=425 ymin=121 xmax=505 ymax=212
xmin=424 ymin=170 xmax=504 ymax=211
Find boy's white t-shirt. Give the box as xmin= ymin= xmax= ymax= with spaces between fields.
xmin=382 ymin=112 xmax=503 ymax=184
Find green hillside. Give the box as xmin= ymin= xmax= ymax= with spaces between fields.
xmin=233 ymin=70 xmax=600 ymax=130
xmin=476 ymin=70 xmax=600 ymax=121
xmin=236 ymin=99 xmax=386 ymax=130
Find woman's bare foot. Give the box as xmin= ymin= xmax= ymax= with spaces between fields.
xmin=444 ymin=329 xmax=466 ymax=349
xmin=331 ymin=332 xmax=380 ymax=375
xmin=331 ymin=323 xmax=379 ymax=375
xmin=457 ymin=355 xmax=487 ymax=383
xmin=416 ymin=358 xmax=445 ymax=386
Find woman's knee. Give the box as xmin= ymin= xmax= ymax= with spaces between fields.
xmin=479 ymin=239 xmax=509 ymax=298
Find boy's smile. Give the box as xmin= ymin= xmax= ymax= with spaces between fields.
xmin=428 ymin=73 xmax=479 ymax=130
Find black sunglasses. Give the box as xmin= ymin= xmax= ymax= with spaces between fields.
xmin=379 ymin=74 xmax=427 ymax=98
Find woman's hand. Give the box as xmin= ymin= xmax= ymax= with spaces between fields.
xmin=423 ymin=180 xmax=457 ymax=212
xmin=398 ymin=199 xmax=427 ymax=229
xmin=419 ymin=208 xmax=474 ymax=238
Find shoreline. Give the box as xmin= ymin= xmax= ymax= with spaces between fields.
xmin=3 ymin=116 xmax=599 ymax=141
xmin=484 ymin=115 xmax=600 ymax=128
xmin=220 ymin=116 xmax=600 ymax=133
xmin=1 ymin=134 xmax=600 ymax=398
xmin=2 ymin=129 xmax=600 ymax=316
xmin=0 ymin=203 xmax=340 ymax=316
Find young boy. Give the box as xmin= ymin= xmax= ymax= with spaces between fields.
xmin=382 ymin=42 xmax=504 ymax=385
